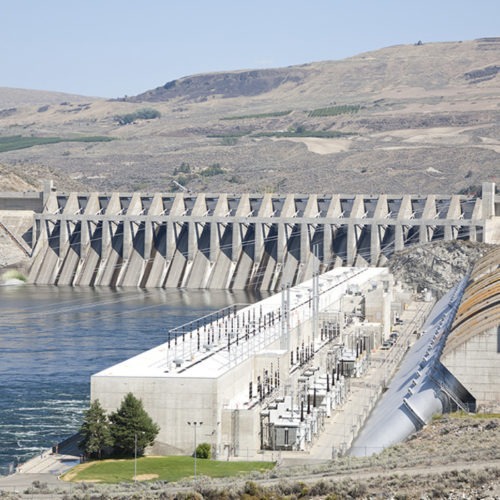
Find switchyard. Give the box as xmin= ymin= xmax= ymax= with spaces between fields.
xmin=91 ymin=244 xmax=499 ymax=459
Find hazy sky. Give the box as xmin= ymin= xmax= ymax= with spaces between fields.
xmin=2 ymin=0 xmax=499 ymax=98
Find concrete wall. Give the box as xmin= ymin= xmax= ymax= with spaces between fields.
xmin=90 ymin=375 xmax=219 ymax=455
xmin=0 ymin=192 xmax=43 ymax=212
xmin=365 ymin=285 xmax=393 ymax=338
xmin=441 ymin=327 xmax=500 ymax=411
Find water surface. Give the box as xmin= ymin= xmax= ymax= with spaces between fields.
xmin=0 ymin=285 xmax=260 ymax=475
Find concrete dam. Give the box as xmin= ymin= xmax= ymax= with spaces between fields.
xmin=25 ymin=182 xmax=498 ymax=290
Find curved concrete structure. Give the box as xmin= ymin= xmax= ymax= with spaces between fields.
xmin=350 ymin=279 xmax=468 ymax=456
xmin=351 ymin=246 xmax=500 ymax=456
xmin=440 ymin=247 xmax=500 ymax=411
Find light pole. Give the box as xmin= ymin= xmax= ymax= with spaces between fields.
xmin=187 ymin=421 xmax=203 ymax=479
xmin=134 ymin=432 xmax=137 ymax=482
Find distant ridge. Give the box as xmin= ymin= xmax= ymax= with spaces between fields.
xmin=0 ymin=87 xmax=94 ymax=108
xmin=127 ymin=67 xmax=309 ymax=102
xmin=0 ymin=38 xmax=499 ymax=196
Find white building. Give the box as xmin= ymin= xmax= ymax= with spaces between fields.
xmin=91 ymin=267 xmax=397 ymax=458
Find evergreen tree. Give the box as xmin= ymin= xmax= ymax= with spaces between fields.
xmin=109 ymin=392 xmax=160 ymax=457
xmin=78 ymin=399 xmax=113 ymax=459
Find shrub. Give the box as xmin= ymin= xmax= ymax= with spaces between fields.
xmin=174 ymin=174 xmax=194 ymax=188
xmin=221 ymin=136 xmax=238 ymax=146
xmin=174 ymin=162 xmax=191 ymax=174
xmin=195 ymin=442 xmax=211 ymax=459
xmin=114 ymin=108 xmax=161 ymax=125
xmin=309 ymin=479 xmax=332 ymax=496
xmin=200 ymin=163 xmax=224 ymax=176
xmin=135 ymin=108 xmax=161 ymax=120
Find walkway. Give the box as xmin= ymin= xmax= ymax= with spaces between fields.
xmin=0 ymin=434 xmax=81 ymax=492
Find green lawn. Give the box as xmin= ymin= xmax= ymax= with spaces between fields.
xmin=63 ymin=456 xmax=275 ymax=483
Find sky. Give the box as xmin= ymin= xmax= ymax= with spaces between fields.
xmin=1 ymin=0 xmax=499 ymax=98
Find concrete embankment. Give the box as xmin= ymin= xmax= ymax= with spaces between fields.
xmin=0 ymin=434 xmax=81 ymax=495
xmin=0 ymin=210 xmax=33 ymax=279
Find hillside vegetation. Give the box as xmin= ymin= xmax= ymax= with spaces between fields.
xmin=0 ymin=38 xmax=499 ymax=195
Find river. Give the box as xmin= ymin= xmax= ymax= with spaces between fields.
xmin=0 ymin=284 xmax=263 ymax=475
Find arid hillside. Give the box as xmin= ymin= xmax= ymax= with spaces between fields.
xmin=0 ymin=38 xmax=499 ymax=195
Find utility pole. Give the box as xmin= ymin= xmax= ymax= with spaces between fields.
xmin=312 ymin=244 xmax=320 ymax=348
xmin=134 ymin=432 xmax=137 ymax=482
xmin=280 ymin=283 xmax=290 ymax=350
xmin=187 ymin=421 xmax=203 ymax=479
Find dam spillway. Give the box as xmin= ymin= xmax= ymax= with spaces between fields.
xmin=27 ymin=184 xmax=498 ymax=289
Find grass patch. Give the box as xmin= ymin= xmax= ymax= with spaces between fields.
xmin=0 ymin=135 xmax=113 ymax=153
xmin=63 ymin=456 xmax=274 ymax=484
xmin=221 ymin=110 xmax=292 ymax=120
xmin=254 ymin=130 xmax=354 ymax=139
xmin=1 ymin=269 xmax=27 ymax=282
xmin=308 ymin=105 xmax=361 ymax=117
xmin=207 ymin=131 xmax=250 ymax=139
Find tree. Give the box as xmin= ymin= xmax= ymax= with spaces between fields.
xmin=78 ymin=399 xmax=113 ymax=459
xmin=109 ymin=393 xmax=160 ymax=457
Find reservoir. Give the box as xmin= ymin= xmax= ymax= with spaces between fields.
xmin=0 ymin=285 xmax=262 ymax=475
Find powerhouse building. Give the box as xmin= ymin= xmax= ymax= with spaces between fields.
xmin=91 ymin=266 xmax=398 ymax=457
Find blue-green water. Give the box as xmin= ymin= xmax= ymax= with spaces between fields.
xmin=0 ymin=285 xmax=260 ymax=475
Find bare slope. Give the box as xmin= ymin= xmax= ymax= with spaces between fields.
xmin=0 ymin=38 xmax=499 ymax=194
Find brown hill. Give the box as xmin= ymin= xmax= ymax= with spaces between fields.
xmin=0 ymin=38 xmax=499 ymax=194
